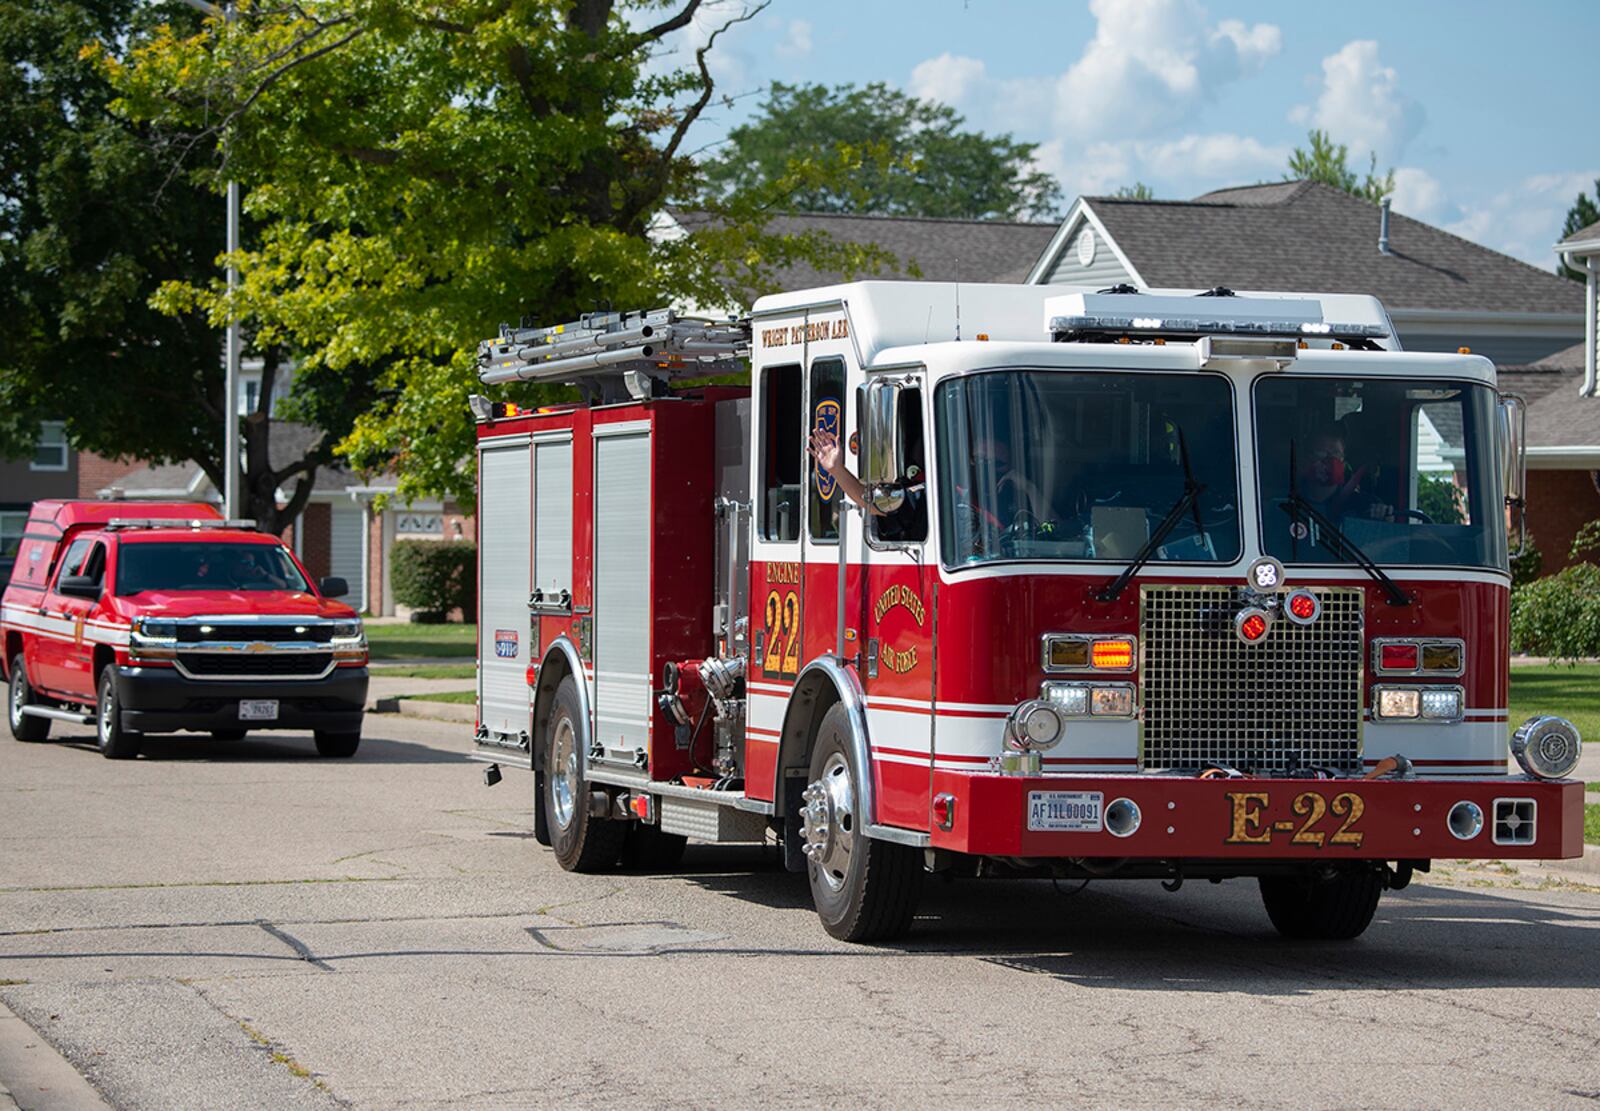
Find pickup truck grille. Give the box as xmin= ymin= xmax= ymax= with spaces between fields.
xmin=175 ymin=652 xmax=334 ymax=679
xmin=176 ymin=624 xmax=335 ymax=644
xmin=1140 ymin=585 xmax=1364 ymax=774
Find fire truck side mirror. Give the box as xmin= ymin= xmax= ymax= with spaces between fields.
xmin=1497 ymin=393 xmax=1527 ymax=555
xmin=863 ymin=379 xmax=905 ymax=489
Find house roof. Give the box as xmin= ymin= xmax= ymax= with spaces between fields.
xmin=1061 ymin=180 xmax=1584 ymax=316
xmin=674 ymin=210 xmax=1061 ymax=292
xmin=98 ymin=422 xmax=366 ymax=501
xmin=1557 ymin=217 xmax=1600 ymax=251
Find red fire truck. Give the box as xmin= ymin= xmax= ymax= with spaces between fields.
xmin=469 ymin=282 xmax=1584 ymax=943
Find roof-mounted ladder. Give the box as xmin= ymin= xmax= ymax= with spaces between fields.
xmin=477 ymin=308 xmax=751 ymax=402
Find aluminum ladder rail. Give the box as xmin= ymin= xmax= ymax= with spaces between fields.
xmin=478 ymin=308 xmax=751 ymax=389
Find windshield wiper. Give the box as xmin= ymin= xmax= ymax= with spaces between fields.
xmin=1278 ymin=494 xmax=1411 ymax=606
xmin=1095 ymin=428 xmax=1206 ymax=603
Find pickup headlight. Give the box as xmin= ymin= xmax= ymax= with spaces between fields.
xmin=134 ymin=619 xmax=178 ymax=641
xmin=330 ymin=621 xmax=363 ymax=641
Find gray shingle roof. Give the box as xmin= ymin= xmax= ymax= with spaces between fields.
xmin=675 ymin=210 xmax=1061 ymax=292
xmin=1523 ymin=378 xmax=1600 ymax=448
xmin=1557 ymin=218 xmax=1600 ymax=249
xmin=1080 ymin=180 xmax=1584 ymax=315
xmin=98 ymin=422 xmax=368 ymax=499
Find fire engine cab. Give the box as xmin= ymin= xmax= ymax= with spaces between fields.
xmin=469 ymin=281 xmax=1584 ymax=943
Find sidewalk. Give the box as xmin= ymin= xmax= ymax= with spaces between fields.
xmin=0 ymin=1000 xmax=111 ymax=1110
xmin=365 ymin=674 xmax=476 ymax=723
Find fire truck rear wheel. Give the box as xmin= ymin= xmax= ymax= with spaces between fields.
xmin=802 ymin=702 xmax=923 ymax=942
xmin=8 ymin=655 xmax=51 ymax=743
xmin=1258 ymin=867 xmax=1383 ymax=940
xmin=546 ymin=676 xmax=625 ymax=872
xmin=95 ymin=667 xmax=141 ymax=761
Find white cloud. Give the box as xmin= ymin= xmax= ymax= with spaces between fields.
xmin=1389 ymin=167 xmax=1447 ymax=223
xmin=909 ymin=52 xmax=990 ymax=108
xmin=1444 ymin=170 xmax=1599 ymax=266
xmin=1292 ymin=40 xmax=1425 ymax=164
xmin=1137 ymin=133 xmax=1288 ymax=181
xmin=774 ymin=18 xmax=812 ymax=61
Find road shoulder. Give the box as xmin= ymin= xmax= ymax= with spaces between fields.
xmin=0 ymin=999 xmax=110 ymax=1111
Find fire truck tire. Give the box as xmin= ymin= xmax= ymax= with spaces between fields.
xmin=620 ymin=823 xmax=688 ymax=870
xmin=546 ymin=676 xmax=625 ymax=872
xmin=95 ymin=668 xmax=141 ymax=761
xmin=1258 ymin=868 xmax=1383 ymax=940
xmin=314 ymin=731 xmax=361 ymax=758
xmin=8 ymin=655 xmax=51 ymax=742
xmin=803 ymin=703 xmax=923 ymax=942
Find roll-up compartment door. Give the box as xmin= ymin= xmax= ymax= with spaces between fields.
xmin=477 ymin=441 xmax=532 ymax=744
xmin=532 ymin=438 xmax=573 ymax=604
xmin=593 ymin=428 xmax=652 ymax=766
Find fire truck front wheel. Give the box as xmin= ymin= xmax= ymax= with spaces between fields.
xmin=1258 ymin=867 xmax=1384 ymax=940
xmin=8 ymin=655 xmax=51 ymax=743
xmin=545 ymin=676 xmax=625 ymax=872
xmin=802 ymin=703 xmax=923 ymax=942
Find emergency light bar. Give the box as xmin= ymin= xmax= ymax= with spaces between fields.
xmin=102 ymin=518 xmax=258 ymax=531
xmin=478 ymin=308 xmax=750 ymax=390
xmin=1046 ymin=292 xmax=1389 ymax=344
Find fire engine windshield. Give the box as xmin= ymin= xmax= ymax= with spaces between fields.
xmin=115 ymin=542 xmax=311 ymax=595
xmin=1254 ymin=377 xmax=1506 ymax=570
xmin=934 ymin=370 xmax=1241 ymax=567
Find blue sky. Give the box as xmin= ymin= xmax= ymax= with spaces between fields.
xmin=660 ymin=0 xmax=1598 ymax=268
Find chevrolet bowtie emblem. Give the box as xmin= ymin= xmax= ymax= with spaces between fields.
xmin=245 ymin=642 xmax=271 ymax=653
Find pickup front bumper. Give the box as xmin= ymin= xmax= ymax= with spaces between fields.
xmin=116 ymin=665 xmax=368 ymax=734
xmin=927 ymin=770 xmax=1585 ymax=861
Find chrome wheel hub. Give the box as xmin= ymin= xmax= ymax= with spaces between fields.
xmin=800 ymin=752 xmax=855 ymax=892
xmin=550 ymin=718 xmax=579 ymax=830
xmin=10 ymin=673 xmax=23 ymax=726
xmin=98 ymin=684 xmax=112 ymax=744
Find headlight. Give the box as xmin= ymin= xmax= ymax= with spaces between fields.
xmin=1375 ymin=687 xmax=1419 ymax=720
xmin=134 ymin=619 xmax=178 ymax=641
xmin=1005 ymin=700 xmax=1064 ymax=752
xmin=1041 ymin=682 xmax=1136 ymax=719
xmin=1042 ymin=682 xmax=1089 ymax=715
xmin=331 ymin=621 xmax=363 ymax=640
xmin=1373 ymin=685 xmax=1462 ymax=723
xmin=1510 ymin=716 xmax=1582 ymax=780
xmin=1419 ymin=688 xmax=1463 ymax=721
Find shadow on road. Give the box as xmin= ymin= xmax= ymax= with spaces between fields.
xmin=45 ymin=732 xmax=463 ymax=765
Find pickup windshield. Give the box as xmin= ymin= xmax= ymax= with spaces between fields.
xmin=935 ymin=370 xmax=1241 ymax=567
xmin=116 ymin=542 xmax=311 ymax=595
xmin=1254 ymin=377 xmax=1506 ymax=570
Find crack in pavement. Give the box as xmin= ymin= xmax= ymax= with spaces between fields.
xmin=256 ymin=922 xmax=338 ymax=972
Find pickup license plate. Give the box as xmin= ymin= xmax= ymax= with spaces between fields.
xmin=238 ymin=700 xmax=279 ymax=722
xmin=1027 ymin=790 xmax=1103 ymax=832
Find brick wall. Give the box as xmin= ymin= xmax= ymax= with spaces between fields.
xmin=1526 ymin=468 xmax=1600 ymax=573
xmin=299 ymin=502 xmax=332 ymax=580
xmin=76 ymin=452 xmax=146 ymax=499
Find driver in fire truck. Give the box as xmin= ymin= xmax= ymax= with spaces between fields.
xmin=1298 ymin=426 xmax=1393 ymax=523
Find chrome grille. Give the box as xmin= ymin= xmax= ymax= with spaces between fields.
xmin=1140 ymin=586 xmax=1364 ymax=774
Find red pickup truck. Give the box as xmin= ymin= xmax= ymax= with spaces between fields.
xmin=2 ymin=501 xmax=368 ymax=759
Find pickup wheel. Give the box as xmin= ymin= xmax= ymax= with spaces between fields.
xmin=545 ymin=676 xmax=624 ymax=872
xmin=95 ymin=667 xmax=141 ymax=760
xmin=314 ymin=730 xmax=361 ymax=758
xmin=801 ymin=702 xmax=923 ymax=942
xmin=1259 ymin=868 xmax=1383 ymax=940
xmin=8 ymin=655 xmax=50 ymax=743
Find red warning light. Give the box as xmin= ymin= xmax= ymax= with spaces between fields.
xmin=1235 ymin=608 xmax=1270 ymax=643
xmin=1285 ymin=590 xmax=1320 ymax=624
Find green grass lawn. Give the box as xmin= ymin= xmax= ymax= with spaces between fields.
xmin=1588 ymin=804 xmax=1600 ymax=846
xmin=365 ymin=623 xmax=477 ymax=660
xmin=407 ymin=690 xmax=476 ymax=704
xmin=1507 ymin=664 xmax=1600 ymax=746
xmin=369 ymin=662 xmax=476 ymax=679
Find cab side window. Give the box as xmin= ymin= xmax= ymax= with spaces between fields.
xmin=868 ymin=387 xmax=929 ymax=545
xmin=760 ymin=364 xmax=802 ymax=542
xmin=808 ymin=358 xmax=846 ymax=542
xmin=53 ymin=539 xmax=92 ymax=589
xmin=80 ymin=542 xmax=107 ymax=588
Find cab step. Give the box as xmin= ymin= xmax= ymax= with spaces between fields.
xmin=20 ymin=705 xmax=96 ymax=725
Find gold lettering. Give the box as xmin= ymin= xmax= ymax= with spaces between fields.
xmin=766 ymin=561 xmax=802 ymax=585
xmin=1224 ymin=792 xmax=1272 ymax=844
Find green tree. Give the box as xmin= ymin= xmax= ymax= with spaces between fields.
xmin=103 ymin=1 xmax=884 ymax=509
xmin=0 ymin=0 xmax=383 ymax=534
xmin=701 ymin=81 xmax=1062 ymax=221
xmin=1286 ymin=129 xmax=1393 ymax=204
xmin=1113 ymin=183 xmax=1154 ymax=200
xmin=1557 ymin=178 xmax=1600 ymax=282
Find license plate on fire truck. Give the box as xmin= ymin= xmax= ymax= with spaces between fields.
xmin=1027 ymin=791 xmax=1103 ymax=832
xmin=238 ymin=700 xmax=279 ymax=722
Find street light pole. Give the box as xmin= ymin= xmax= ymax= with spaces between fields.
xmin=182 ymin=0 xmax=240 ymax=519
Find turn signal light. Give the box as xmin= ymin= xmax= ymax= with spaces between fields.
xmin=1092 ymin=638 xmax=1135 ymax=670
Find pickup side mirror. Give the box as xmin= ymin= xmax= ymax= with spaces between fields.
xmin=57 ymin=575 xmax=102 ymax=600
xmin=319 ymin=576 xmax=349 ymax=598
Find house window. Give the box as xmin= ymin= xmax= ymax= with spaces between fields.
xmin=31 ymin=422 xmax=67 ymax=472
xmin=0 ymin=511 xmax=25 ymax=560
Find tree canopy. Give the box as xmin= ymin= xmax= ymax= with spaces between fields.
xmin=95 ymin=0 xmax=883 ymax=509
xmin=1286 ymin=129 xmax=1393 ymax=204
xmin=1558 ymin=177 xmax=1600 ymax=282
xmin=701 ymin=81 xmax=1062 ymax=222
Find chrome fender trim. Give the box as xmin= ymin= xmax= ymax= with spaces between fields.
xmin=531 ymin=635 xmax=591 ymax=773
xmin=779 ymin=654 xmax=876 ymax=828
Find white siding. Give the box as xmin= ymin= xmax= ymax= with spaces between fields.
xmin=1040 ymin=221 xmax=1135 ymax=289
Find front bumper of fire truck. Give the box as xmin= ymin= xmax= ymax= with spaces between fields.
xmin=926 ymin=771 xmax=1585 ymax=861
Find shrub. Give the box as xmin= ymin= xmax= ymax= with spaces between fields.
xmin=391 ymin=541 xmax=475 ymax=622
xmin=1509 ymin=532 xmax=1543 ymax=590
xmin=1510 ymin=562 xmax=1600 ymax=662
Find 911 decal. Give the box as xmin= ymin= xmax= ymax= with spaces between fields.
xmin=493 ymin=629 xmax=519 ymax=658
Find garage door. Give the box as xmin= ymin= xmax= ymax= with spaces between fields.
xmin=329 ymin=503 xmax=367 ymax=611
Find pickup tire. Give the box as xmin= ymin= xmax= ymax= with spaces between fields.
xmin=314 ymin=730 xmax=361 ymax=758
xmin=1259 ymin=868 xmax=1383 ymax=940
xmin=8 ymin=655 xmax=50 ymax=743
xmin=95 ymin=667 xmax=141 ymax=760
xmin=545 ymin=676 xmax=624 ymax=872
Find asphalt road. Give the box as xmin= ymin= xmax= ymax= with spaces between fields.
xmin=2 ymin=716 xmax=1598 ymax=1110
